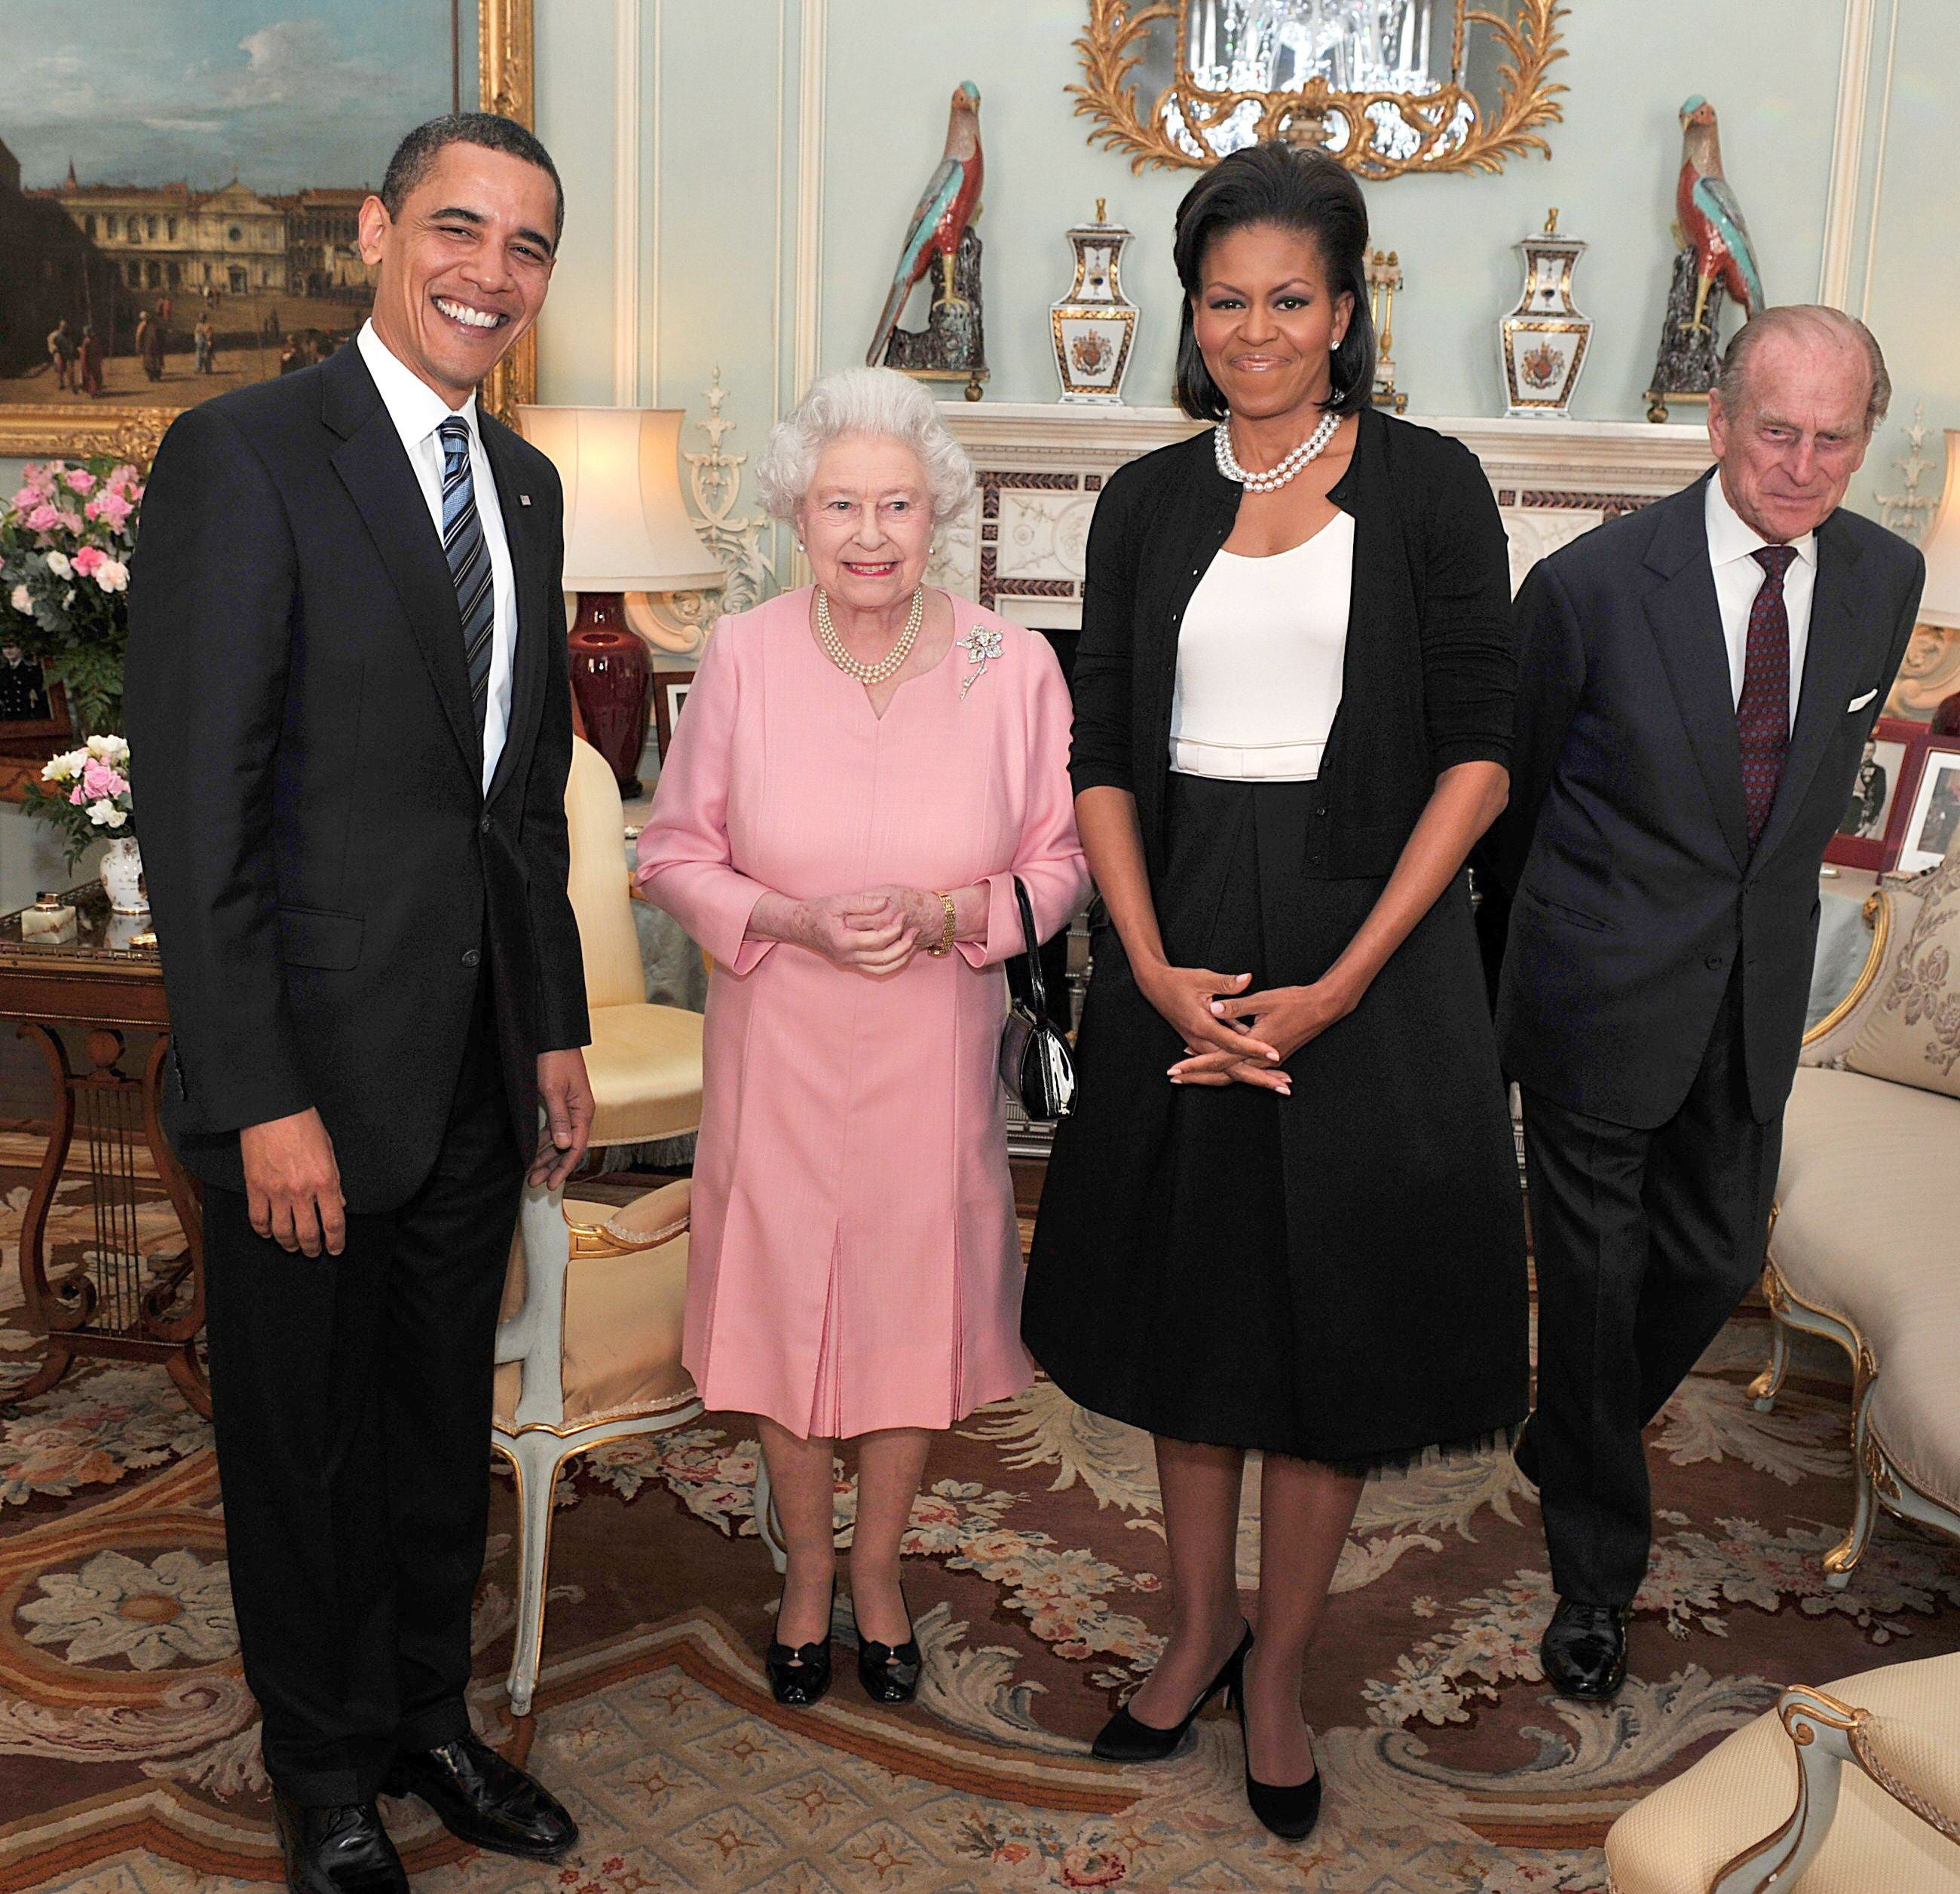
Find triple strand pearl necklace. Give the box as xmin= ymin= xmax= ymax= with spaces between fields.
xmin=1214 ymin=409 xmax=1340 ymax=494
xmin=815 ymin=584 xmax=923 ymax=685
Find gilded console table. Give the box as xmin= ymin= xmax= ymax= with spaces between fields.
xmin=0 ymin=886 xmax=207 ymax=1417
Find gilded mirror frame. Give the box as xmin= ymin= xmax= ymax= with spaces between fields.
xmin=0 ymin=0 xmax=536 ymax=464
xmin=1071 ymin=0 xmax=1567 ymax=179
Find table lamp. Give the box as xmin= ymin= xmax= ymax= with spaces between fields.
xmin=1916 ymin=430 xmax=1960 ymax=733
xmin=516 ymin=406 xmax=723 ymax=793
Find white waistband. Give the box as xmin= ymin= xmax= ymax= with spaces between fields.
xmin=1168 ymin=736 xmax=1325 ymax=782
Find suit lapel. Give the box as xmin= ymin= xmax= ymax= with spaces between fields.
xmin=321 ymin=348 xmax=482 ymax=783
xmin=479 ymin=417 xmax=549 ymax=806
xmin=1753 ymin=513 xmax=1865 ymax=864
xmin=1640 ymin=479 xmax=1750 ymax=871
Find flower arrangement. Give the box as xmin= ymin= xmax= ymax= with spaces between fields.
xmin=26 ymin=734 xmax=134 ymax=866
xmin=0 ymin=457 xmax=143 ymax=735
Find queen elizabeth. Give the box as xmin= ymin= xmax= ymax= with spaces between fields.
xmin=636 ymin=366 xmax=1088 ymax=1710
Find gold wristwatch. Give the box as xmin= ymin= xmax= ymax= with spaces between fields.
xmin=925 ymin=891 xmax=957 ymax=957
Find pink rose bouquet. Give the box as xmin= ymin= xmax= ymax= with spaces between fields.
xmin=25 ymin=734 xmax=136 ymax=867
xmin=0 ymin=457 xmax=144 ymax=733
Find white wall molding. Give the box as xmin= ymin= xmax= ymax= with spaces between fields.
xmin=1857 ymin=0 xmax=1901 ymax=324
xmin=612 ymin=0 xmax=651 ymax=405
xmin=792 ymin=0 xmax=828 ymax=401
xmin=1818 ymin=0 xmax=1878 ymax=308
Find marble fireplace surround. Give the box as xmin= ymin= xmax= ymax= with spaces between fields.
xmin=926 ymin=405 xmax=1716 ymax=619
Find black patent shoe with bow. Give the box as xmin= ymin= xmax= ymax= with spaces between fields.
xmin=854 ymin=1586 xmax=922 ymax=1705
xmin=1092 ymin=1620 xmax=1251 ymax=1763
xmin=766 ymin=1579 xmax=836 ymax=1708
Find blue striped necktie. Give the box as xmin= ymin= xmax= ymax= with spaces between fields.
xmin=437 ymin=415 xmax=494 ymax=737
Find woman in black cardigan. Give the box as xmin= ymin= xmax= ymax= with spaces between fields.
xmin=1023 ymin=145 xmax=1527 ymax=1840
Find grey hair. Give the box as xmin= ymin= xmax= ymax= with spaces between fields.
xmin=1715 ymin=304 xmax=1892 ymax=434
xmin=754 ymin=366 xmax=975 ymax=525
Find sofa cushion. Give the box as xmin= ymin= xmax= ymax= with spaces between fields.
xmin=1777 ymin=1067 xmax=1960 ymax=1512
xmin=1604 ymin=1653 xmax=1960 ymax=1894
xmin=1843 ymin=846 xmax=1960 ymax=1099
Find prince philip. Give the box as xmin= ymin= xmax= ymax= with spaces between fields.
xmin=127 ymin=115 xmax=594 ymax=1893
xmin=1488 ymin=306 xmax=1924 ymax=1705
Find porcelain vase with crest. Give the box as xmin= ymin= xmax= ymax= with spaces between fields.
xmin=100 ymin=834 xmax=148 ymax=914
xmin=1499 ymin=208 xmax=1593 ymax=419
xmin=1050 ymin=201 xmax=1138 ymax=405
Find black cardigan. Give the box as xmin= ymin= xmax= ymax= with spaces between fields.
xmin=1069 ymin=405 xmax=1514 ymax=880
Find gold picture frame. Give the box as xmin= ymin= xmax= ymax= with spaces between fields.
xmin=1070 ymin=0 xmax=1568 ymax=180
xmin=0 ymin=0 xmax=534 ymax=466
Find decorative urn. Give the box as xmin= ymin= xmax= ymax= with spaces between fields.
xmin=1049 ymin=201 xmax=1139 ymax=405
xmin=1499 ymin=208 xmax=1593 ymax=419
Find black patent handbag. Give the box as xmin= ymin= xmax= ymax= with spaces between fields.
xmin=998 ymin=877 xmax=1076 ymax=1121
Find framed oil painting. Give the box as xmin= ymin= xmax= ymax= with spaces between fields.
xmin=0 ymin=0 xmax=533 ymax=465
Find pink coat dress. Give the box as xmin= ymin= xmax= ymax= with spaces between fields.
xmin=636 ymin=588 xmax=1089 ymax=1440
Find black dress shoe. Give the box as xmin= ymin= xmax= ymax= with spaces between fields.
xmin=1232 ymin=1677 xmax=1322 ymax=1842
xmin=1092 ymin=1620 xmax=1251 ymax=1764
xmin=383 ymin=1734 xmax=577 ymax=1862
xmin=854 ymin=1586 xmax=922 ymax=1705
xmin=1540 ymin=1598 xmax=1631 ymax=1701
xmin=271 ymin=1795 xmax=408 ymax=1894
xmin=766 ymin=1578 xmax=836 ymax=1708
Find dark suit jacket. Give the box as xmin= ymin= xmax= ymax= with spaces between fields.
xmin=1067 ymin=406 xmax=1515 ymax=883
xmin=126 ymin=341 xmax=590 ymax=1213
xmin=1486 ymin=472 xmax=1922 ymax=1130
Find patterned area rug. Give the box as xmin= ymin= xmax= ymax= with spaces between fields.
xmin=3 ymin=1149 xmax=1959 ymax=1892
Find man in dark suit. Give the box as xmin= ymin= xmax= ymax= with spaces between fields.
xmin=126 ymin=115 xmax=594 ymax=1894
xmin=1489 ymin=306 xmax=1923 ymax=1703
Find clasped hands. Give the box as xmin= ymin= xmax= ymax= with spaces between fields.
xmin=791 ymin=885 xmax=947 ymax=975
xmin=1138 ymin=961 xmax=1358 ymax=1097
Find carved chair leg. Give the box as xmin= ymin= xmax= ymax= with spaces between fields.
xmin=1749 ymin=1313 xmax=1791 ymax=1412
xmin=505 ymin=1432 xmax=566 ymax=1718
xmin=1824 ymin=1402 xmax=1880 ymax=1590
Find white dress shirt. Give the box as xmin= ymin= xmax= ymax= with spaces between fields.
xmin=1169 ymin=513 xmax=1355 ymax=781
xmin=357 ymin=321 xmax=517 ymax=793
xmin=1704 ymin=471 xmax=1816 ymax=735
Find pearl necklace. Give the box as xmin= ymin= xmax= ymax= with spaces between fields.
xmin=815 ymin=585 xmax=923 ymax=685
xmin=1214 ymin=410 xmax=1340 ymax=494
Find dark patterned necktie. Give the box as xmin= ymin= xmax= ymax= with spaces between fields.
xmin=438 ymin=416 xmax=494 ymax=737
xmin=1737 ymin=543 xmax=1796 ymax=851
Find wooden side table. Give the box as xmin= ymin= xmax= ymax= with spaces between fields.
xmin=0 ymin=885 xmax=207 ymax=1416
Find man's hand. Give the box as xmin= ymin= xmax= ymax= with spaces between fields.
xmin=531 ymin=1048 xmax=596 ymax=1189
xmin=239 ymin=1107 xmax=345 ymax=1256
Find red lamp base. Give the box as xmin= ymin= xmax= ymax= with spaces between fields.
xmin=565 ymin=591 xmax=651 ymax=795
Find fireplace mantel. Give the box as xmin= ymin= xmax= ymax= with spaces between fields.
xmin=926 ymin=403 xmax=1715 ymax=624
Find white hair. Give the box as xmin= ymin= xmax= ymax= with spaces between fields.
xmin=754 ymin=366 xmax=975 ymax=525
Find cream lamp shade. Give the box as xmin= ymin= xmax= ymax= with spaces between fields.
xmin=514 ymin=406 xmax=723 ymax=593
xmin=1919 ymin=429 xmax=1960 ymax=632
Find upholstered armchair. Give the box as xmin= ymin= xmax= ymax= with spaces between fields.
xmin=1750 ymin=846 xmax=1960 ymax=1586
xmin=1604 ymin=1654 xmax=1960 ymax=1892
xmin=492 ymin=736 xmax=706 ymax=1715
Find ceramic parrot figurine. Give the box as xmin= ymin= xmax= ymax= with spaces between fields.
xmin=865 ymin=80 xmax=984 ymax=369
xmin=1675 ymin=95 xmax=1766 ymax=334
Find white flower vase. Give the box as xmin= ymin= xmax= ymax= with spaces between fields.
xmin=100 ymin=834 xmax=148 ymax=914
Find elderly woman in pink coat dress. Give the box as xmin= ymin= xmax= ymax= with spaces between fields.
xmin=637 ymin=366 xmax=1088 ymax=1710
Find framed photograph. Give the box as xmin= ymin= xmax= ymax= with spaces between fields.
xmin=1825 ymin=718 xmax=1928 ymax=873
xmin=653 ymin=671 xmax=696 ymax=760
xmin=1897 ymin=742 xmax=1960 ymax=875
xmin=0 ymin=0 xmax=534 ymax=465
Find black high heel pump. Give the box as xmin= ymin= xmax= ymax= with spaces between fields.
xmin=766 ymin=1578 xmax=836 ymax=1708
xmin=1092 ymin=1620 xmax=1251 ymax=1764
xmin=1232 ymin=1660 xmax=1322 ymax=1840
xmin=853 ymin=1583 xmax=922 ymax=1705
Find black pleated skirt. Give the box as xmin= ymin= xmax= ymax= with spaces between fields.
xmin=1023 ymin=774 xmax=1528 ymax=1470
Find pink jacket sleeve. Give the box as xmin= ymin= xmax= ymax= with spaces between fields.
xmin=635 ymin=626 xmax=776 ymax=975
xmin=958 ymin=633 xmax=1092 ymax=970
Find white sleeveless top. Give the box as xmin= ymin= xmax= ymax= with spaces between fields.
xmin=1168 ymin=512 xmax=1354 ymax=782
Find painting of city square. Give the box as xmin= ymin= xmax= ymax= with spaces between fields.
xmin=0 ymin=2 xmax=476 ymax=409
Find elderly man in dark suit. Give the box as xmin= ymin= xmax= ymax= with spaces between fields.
xmin=127 ymin=114 xmax=593 ymax=1894
xmin=1489 ymin=305 xmax=1924 ymax=1703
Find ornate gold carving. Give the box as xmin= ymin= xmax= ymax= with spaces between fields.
xmin=1070 ymin=0 xmax=1568 ymax=180
xmin=1781 ymin=1687 xmax=1869 ymax=1738
xmin=1802 ymin=890 xmax=1893 ymax=1047
xmin=1 ymin=0 xmax=534 ymax=461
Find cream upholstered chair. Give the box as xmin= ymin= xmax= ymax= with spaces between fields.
xmin=1603 ymin=1654 xmax=1960 ymax=1893
xmin=491 ymin=736 xmax=706 ymax=1715
xmin=1750 ymin=848 xmax=1960 ymax=1587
